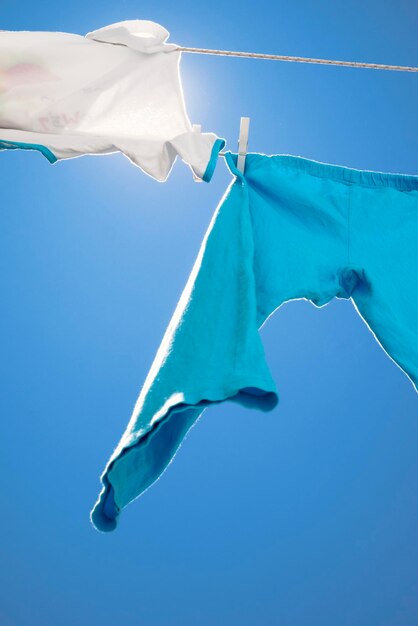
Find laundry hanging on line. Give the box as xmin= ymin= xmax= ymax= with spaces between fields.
xmin=2 ymin=19 xmax=417 ymax=531
xmin=91 ymin=152 xmax=418 ymax=532
xmin=0 ymin=20 xmax=225 ymax=181
xmin=2 ymin=18 xmax=415 ymax=183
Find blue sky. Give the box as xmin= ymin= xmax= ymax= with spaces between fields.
xmin=0 ymin=2 xmax=417 ymax=625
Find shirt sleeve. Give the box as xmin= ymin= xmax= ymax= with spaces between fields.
xmin=91 ymin=175 xmax=278 ymax=531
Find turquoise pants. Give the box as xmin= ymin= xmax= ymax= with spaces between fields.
xmin=92 ymin=152 xmax=418 ymax=531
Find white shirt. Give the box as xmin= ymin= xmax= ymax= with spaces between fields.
xmin=0 ymin=20 xmax=224 ymax=181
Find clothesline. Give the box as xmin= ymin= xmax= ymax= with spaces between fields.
xmin=177 ymin=46 xmax=418 ymax=73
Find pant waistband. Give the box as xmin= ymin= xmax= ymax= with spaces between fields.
xmin=226 ymin=152 xmax=418 ymax=191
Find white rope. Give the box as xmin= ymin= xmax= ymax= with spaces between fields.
xmin=176 ymin=46 xmax=418 ymax=73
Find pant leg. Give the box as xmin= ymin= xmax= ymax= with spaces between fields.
xmin=91 ymin=176 xmax=281 ymax=531
xmin=349 ymin=184 xmax=418 ymax=392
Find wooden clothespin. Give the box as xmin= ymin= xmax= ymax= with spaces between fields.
xmin=237 ymin=116 xmax=250 ymax=174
